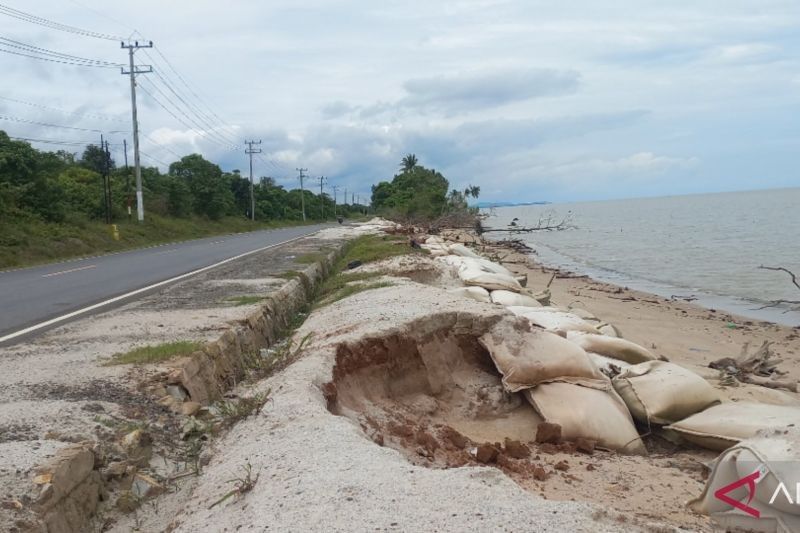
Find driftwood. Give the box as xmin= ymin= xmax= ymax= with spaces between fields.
xmin=494 ymin=238 xmax=534 ymax=253
xmin=757 ymin=265 xmax=800 ymax=311
xmin=709 ymin=340 xmax=798 ymax=392
xmin=482 ymin=211 xmax=575 ymax=233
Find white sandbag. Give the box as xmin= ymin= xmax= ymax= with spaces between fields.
xmin=524 ymin=379 xmax=646 ymax=454
xmin=568 ymin=307 xmax=598 ymax=321
xmin=588 ymin=352 xmax=632 ymax=374
xmin=478 ymin=317 xmax=604 ymax=393
xmin=532 ymin=288 xmax=551 ymax=306
xmin=490 ymin=290 xmax=543 ymax=308
xmin=447 ymin=286 xmax=492 ymax=303
xmin=459 ymin=267 xmax=522 ymax=292
xmin=689 ymin=428 xmax=800 ymax=532
xmin=666 ymin=402 xmax=800 ymax=451
xmin=566 ymin=331 xmax=657 ymax=364
xmin=424 ymin=235 xmax=445 ymax=244
xmin=597 ymin=323 xmax=622 ymax=338
xmin=448 ymin=243 xmax=482 ymax=259
xmin=460 ymin=257 xmax=514 ymax=277
xmin=612 ymin=361 xmax=721 ymax=425
xmin=507 ymin=307 xmax=599 ymax=334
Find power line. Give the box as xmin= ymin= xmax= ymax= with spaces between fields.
xmin=0 ymin=45 xmax=122 ymax=68
xmin=0 ymin=3 xmax=125 ymax=41
xmin=0 ymin=37 xmax=124 ymax=67
xmin=139 ymin=150 xmax=168 ymax=167
xmin=10 ymin=135 xmax=121 ymax=147
xmin=0 ymin=114 xmax=126 ymax=133
xmin=0 ymin=95 xmax=127 ymax=123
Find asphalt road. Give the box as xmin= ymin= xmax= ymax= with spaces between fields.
xmin=0 ymin=224 xmax=329 ymax=343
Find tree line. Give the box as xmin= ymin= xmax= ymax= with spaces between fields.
xmin=0 ymin=131 xmax=363 ymax=224
xmin=371 ymin=153 xmax=480 ymax=219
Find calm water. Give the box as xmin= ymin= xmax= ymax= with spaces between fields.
xmin=484 ymin=188 xmax=800 ymax=326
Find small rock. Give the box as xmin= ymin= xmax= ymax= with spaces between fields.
xmin=120 ymin=429 xmax=153 ymax=466
xmin=575 ymin=438 xmax=596 ymax=455
xmin=503 ymin=438 xmax=531 ymax=459
xmin=180 ymin=401 xmax=202 ymax=417
xmin=532 ymin=465 xmax=549 ymax=481
xmin=554 ymin=460 xmax=569 ymax=471
xmin=535 ymin=422 xmax=562 ymax=444
xmin=166 ymin=370 xmax=182 ymax=384
xmin=440 ymin=427 xmax=469 ymax=450
xmin=166 ymin=385 xmax=189 ymax=402
xmin=130 ymin=473 xmax=165 ymax=499
xmin=103 ymin=461 xmax=129 ymax=479
xmin=586 ymin=464 xmax=596 ymax=471
xmin=115 ymin=491 xmax=139 ymax=513
xmin=346 ymin=260 xmax=362 ymax=270
xmin=475 ymin=444 xmax=499 ymax=464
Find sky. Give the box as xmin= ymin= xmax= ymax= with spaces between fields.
xmin=2 ymin=0 xmax=799 ymax=203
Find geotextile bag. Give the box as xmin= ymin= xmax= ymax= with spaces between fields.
xmin=459 ymin=267 xmax=522 ymax=292
xmin=478 ymin=317 xmax=604 ymax=392
xmin=507 ymin=307 xmax=599 ymax=334
xmin=666 ymin=402 xmax=800 ymax=451
xmin=689 ymin=429 xmax=800 ymax=532
xmin=524 ymin=378 xmax=647 ymax=454
xmin=448 ymin=243 xmax=482 ymax=259
xmin=490 ymin=290 xmax=543 ymax=308
xmin=566 ymin=332 xmax=657 ymax=364
xmin=612 ymin=361 xmax=720 ymax=425
xmin=447 ymin=286 xmax=492 ymax=303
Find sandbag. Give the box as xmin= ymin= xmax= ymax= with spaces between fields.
xmin=566 ymin=332 xmax=657 ymax=364
xmin=666 ymin=402 xmax=800 ymax=451
xmin=597 ymin=323 xmax=622 ymax=338
xmin=689 ymin=428 xmax=800 ymax=532
xmin=490 ymin=290 xmax=543 ymax=308
xmin=478 ymin=317 xmax=604 ymax=392
xmin=507 ymin=307 xmax=599 ymax=334
xmin=461 ymin=257 xmax=514 ymax=277
xmin=459 ymin=267 xmax=522 ymax=292
xmin=524 ymin=379 xmax=646 ymax=454
xmin=568 ymin=307 xmax=598 ymax=321
xmin=588 ymin=352 xmax=632 ymax=374
xmin=612 ymin=361 xmax=720 ymax=425
xmin=448 ymin=243 xmax=482 ymax=259
xmin=447 ymin=286 xmax=492 ymax=303
xmin=424 ymin=235 xmax=445 ymax=245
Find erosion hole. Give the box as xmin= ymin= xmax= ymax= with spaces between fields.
xmin=325 ymin=318 xmax=543 ymax=466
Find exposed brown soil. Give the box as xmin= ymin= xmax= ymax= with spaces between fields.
xmin=325 ymin=324 xmax=716 ymax=531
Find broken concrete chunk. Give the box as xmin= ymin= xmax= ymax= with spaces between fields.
xmin=120 ymin=429 xmax=153 ymax=466
xmin=180 ymin=401 xmax=202 ymax=416
xmin=130 ymin=473 xmax=165 ymax=500
xmin=166 ymin=384 xmax=190 ymax=402
xmin=475 ymin=444 xmax=499 ymax=464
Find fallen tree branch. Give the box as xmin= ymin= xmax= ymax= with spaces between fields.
xmin=757 ymin=265 xmax=800 ymax=311
xmin=709 ymin=340 xmax=798 ymax=392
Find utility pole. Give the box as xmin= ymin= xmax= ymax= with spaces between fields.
xmin=316 ymin=175 xmax=327 ymax=219
xmin=296 ymin=168 xmax=308 ymax=221
xmin=122 ymin=139 xmax=129 ymax=169
xmin=244 ymin=140 xmax=262 ymax=221
xmin=100 ymin=134 xmax=110 ymax=224
xmin=332 ymin=185 xmax=340 ymax=216
xmin=121 ymin=40 xmax=153 ymax=222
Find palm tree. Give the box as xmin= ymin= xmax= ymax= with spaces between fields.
xmin=400 ymin=154 xmax=418 ymax=172
xmin=464 ymin=185 xmax=481 ymax=199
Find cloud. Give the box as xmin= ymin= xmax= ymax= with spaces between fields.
xmin=400 ymin=69 xmax=580 ymax=113
xmin=323 ymin=68 xmax=581 ymax=119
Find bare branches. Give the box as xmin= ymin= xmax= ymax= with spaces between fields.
xmin=709 ymin=341 xmax=798 ymax=392
xmin=757 ymin=265 xmax=800 ymax=310
xmin=483 ymin=211 xmax=575 ymax=233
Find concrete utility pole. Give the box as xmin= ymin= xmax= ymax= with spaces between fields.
xmin=332 ymin=185 xmax=340 ymax=216
xmin=317 ymin=175 xmax=327 ymax=219
xmin=296 ymin=168 xmax=308 ymax=221
xmin=121 ymin=40 xmax=153 ymax=222
xmin=244 ymin=140 xmax=262 ymax=221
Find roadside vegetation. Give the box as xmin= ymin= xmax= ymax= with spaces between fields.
xmin=0 ymin=131 xmax=366 ymax=269
xmin=313 ymin=233 xmax=421 ymax=307
xmin=107 ymin=340 xmax=202 ymax=365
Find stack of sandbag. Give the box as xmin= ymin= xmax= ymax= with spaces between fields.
xmin=566 ymin=331 xmax=658 ymax=364
xmin=611 ymin=360 xmax=721 ymax=425
xmin=420 ymin=236 xmax=450 ymax=257
xmin=447 ymin=286 xmax=492 ymax=303
xmin=478 ymin=317 xmax=646 ymax=454
xmin=689 ymin=428 xmax=800 ymax=532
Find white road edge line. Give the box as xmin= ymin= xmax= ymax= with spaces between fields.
xmin=42 ymin=265 xmax=97 ymax=278
xmin=0 ymin=233 xmax=312 ymax=344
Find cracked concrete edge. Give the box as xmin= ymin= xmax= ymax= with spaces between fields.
xmin=23 ymin=239 xmax=349 ymax=533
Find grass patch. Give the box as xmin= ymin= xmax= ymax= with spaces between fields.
xmin=107 ymin=340 xmax=202 ymax=365
xmin=276 ymin=270 xmax=303 ymax=280
xmin=312 ymin=234 xmax=418 ymax=306
xmin=294 ymin=251 xmax=328 ymax=264
xmin=226 ymin=295 xmax=264 ymax=306
xmin=0 ymin=214 xmax=325 ymax=271
xmin=317 ymin=281 xmax=394 ymax=308
xmin=215 ymin=390 xmax=271 ymax=428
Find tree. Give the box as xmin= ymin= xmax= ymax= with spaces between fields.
xmin=169 ymin=154 xmax=234 ymax=220
xmin=400 ymin=153 xmax=418 ymax=173
xmin=80 ymin=144 xmax=114 ymax=176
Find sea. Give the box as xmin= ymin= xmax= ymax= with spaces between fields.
xmin=483 ymin=188 xmax=800 ymax=327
